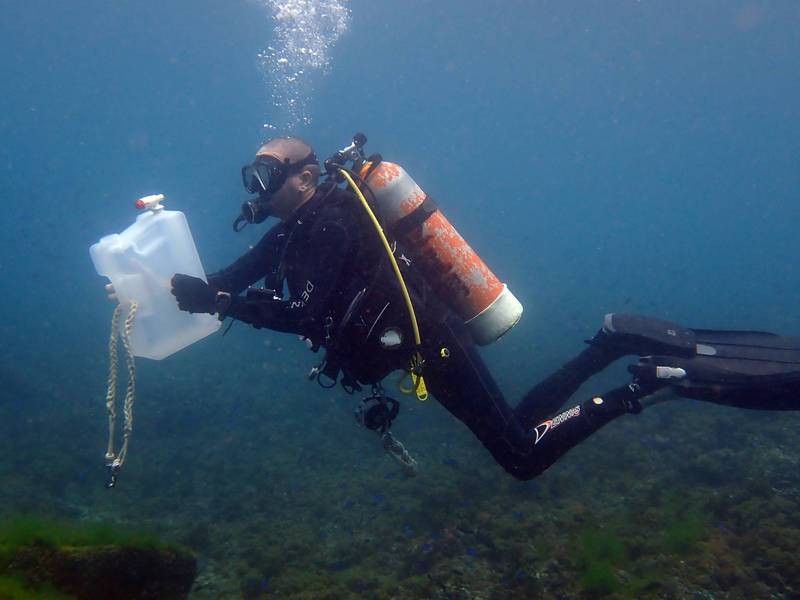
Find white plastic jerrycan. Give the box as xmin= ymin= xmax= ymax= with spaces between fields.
xmin=90 ymin=194 xmax=220 ymax=360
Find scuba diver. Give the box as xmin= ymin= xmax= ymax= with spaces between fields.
xmin=169 ymin=134 xmax=800 ymax=481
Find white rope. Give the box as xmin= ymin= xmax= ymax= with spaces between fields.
xmin=104 ymin=301 xmax=137 ymax=486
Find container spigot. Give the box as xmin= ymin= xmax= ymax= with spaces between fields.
xmin=135 ymin=194 xmax=165 ymax=212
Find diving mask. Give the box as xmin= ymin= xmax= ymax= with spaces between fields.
xmin=234 ymin=151 xmax=319 ymax=231
xmin=241 ymin=152 xmax=318 ymax=195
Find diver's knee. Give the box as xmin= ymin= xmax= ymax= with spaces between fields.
xmin=505 ymin=461 xmax=545 ymax=481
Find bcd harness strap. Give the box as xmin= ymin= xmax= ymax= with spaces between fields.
xmin=361 ymin=153 xmax=383 ymax=180
xmin=311 ymin=287 xmax=369 ymax=394
xmin=357 ymin=153 xmax=439 ymax=240
xmin=308 ymin=168 xmax=430 ymax=401
xmin=389 ymin=195 xmax=438 ymax=239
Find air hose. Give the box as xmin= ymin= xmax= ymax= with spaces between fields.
xmin=338 ymin=168 xmax=428 ymax=401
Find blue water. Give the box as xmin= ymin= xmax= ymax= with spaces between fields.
xmin=1 ymin=1 xmax=799 ymax=597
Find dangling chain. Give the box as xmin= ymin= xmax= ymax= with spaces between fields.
xmin=104 ymin=301 xmax=137 ymax=488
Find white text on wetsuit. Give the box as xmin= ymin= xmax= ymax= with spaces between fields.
xmin=290 ymin=280 xmax=315 ymax=309
xmin=532 ymin=405 xmax=581 ymax=445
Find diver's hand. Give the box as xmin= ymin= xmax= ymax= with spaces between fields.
xmin=105 ymin=283 xmax=117 ymax=302
xmin=170 ymin=274 xmax=218 ymax=314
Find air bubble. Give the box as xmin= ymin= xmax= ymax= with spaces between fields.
xmin=258 ymin=0 xmax=350 ymax=131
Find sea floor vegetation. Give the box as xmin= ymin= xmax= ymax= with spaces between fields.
xmin=0 ymin=515 xmax=195 ymax=599
xmin=3 ymin=351 xmax=800 ymax=599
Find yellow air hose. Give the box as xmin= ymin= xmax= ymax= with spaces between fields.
xmin=338 ymin=169 xmax=428 ymax=401
xmin=104 ymin=300 xmax=138 ymax=487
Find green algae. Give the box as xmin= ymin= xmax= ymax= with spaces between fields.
xmin=575 ymin=529 xmax=626 ymax=594
xmin=622 ymin=572 xmax=665 ymax=599
xmin=573 ymin=525 xmax=674 ymax=597
xmin=579 ymin=562 xmax=620 ymax=595
xmin=654 ymin=491 xmax=707 ymax=554
xmin=0 ymin=574 xmax=74 ymax=600
xmin=579 ymin=529 xmax=626 ymax=565
xmin=661 ymin=511 xmax=705 ymax=554
xmin=0 ymin=515 xmax=163 ymax=551
xmin=5 ymin=375 xmax=799 ymax=599
xmin=569 ymin=493 xmax=709 ymax=596
xmin=0 ymin=515 xmax=194 ymax=600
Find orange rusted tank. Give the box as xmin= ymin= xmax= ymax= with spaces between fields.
xmin=359 ymin=161 xmax=523 ymax=345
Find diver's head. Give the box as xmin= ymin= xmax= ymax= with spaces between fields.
xmin=236 ymin=137 xmax=320 ymax=228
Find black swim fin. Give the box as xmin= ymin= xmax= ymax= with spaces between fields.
xmin=591 ymin=313 xmax=697 ymax=357
xmin=604 ymin=313 xmax=800 ymax=409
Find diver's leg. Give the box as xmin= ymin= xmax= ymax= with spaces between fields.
xmin=423 ymin=317 xmax=530 ymax=456
xmin=513 ymin=313 xmax=691 ymax=427
xmin=513 ymin=342 xmax=622 ymax=428
xmin=423 ymin=318 xmax=641 ymax=480
xmin=510 ymin=384 xmax=646 ymax=480
xmin=517 ymin=310 xmax=800 ymax=421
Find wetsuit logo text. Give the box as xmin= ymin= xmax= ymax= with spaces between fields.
xmin=290 ymin=280 xmax=315 ymax=309
xmin=532 ymin=405 xmax=581 ymax=445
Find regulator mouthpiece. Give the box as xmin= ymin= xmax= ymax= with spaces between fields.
xmin=233 ymin=198 xmax=271 ymax=232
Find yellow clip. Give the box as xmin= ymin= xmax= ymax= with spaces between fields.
xmin=412 ymin=373 xmax=428 ymax=401
xmin=397 ymin=372 xmax=415 ymax=395
xmin=411 ymin=352 xmax=428 ymax=401
xmin=398 ymin=353 xmax=428 ymax=401
xmin=397 ymin=372 xmax=428 ymax=401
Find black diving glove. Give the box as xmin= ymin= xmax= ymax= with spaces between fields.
xmin=170 ymin=274 xmax=218 ymax=314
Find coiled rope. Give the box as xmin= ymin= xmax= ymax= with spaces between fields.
xmin=104 ymin=300 xmax=137 ymax=488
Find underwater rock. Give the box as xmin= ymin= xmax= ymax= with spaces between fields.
xmin=7 ymin=544 xmax=196 ymax=600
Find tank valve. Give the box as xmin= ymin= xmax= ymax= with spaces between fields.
xmin=135 ymin=194 xmax=165 ymax=212
xmin=325 ymin=133 xmax=368 ymax=174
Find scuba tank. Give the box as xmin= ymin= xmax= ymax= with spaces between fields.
xmin=359 ymin=160 xmax=523 ymax=345
xmin=327 ymin=134 xmax=523 ymax=346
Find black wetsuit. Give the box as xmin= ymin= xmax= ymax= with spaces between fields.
xmin=209 ymin=185 xmax=372 ymax=339
xmin=207 ymin=183 xmax=636 ymax=481
xmin=208 ymin=184 xmax=800 ymax=480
